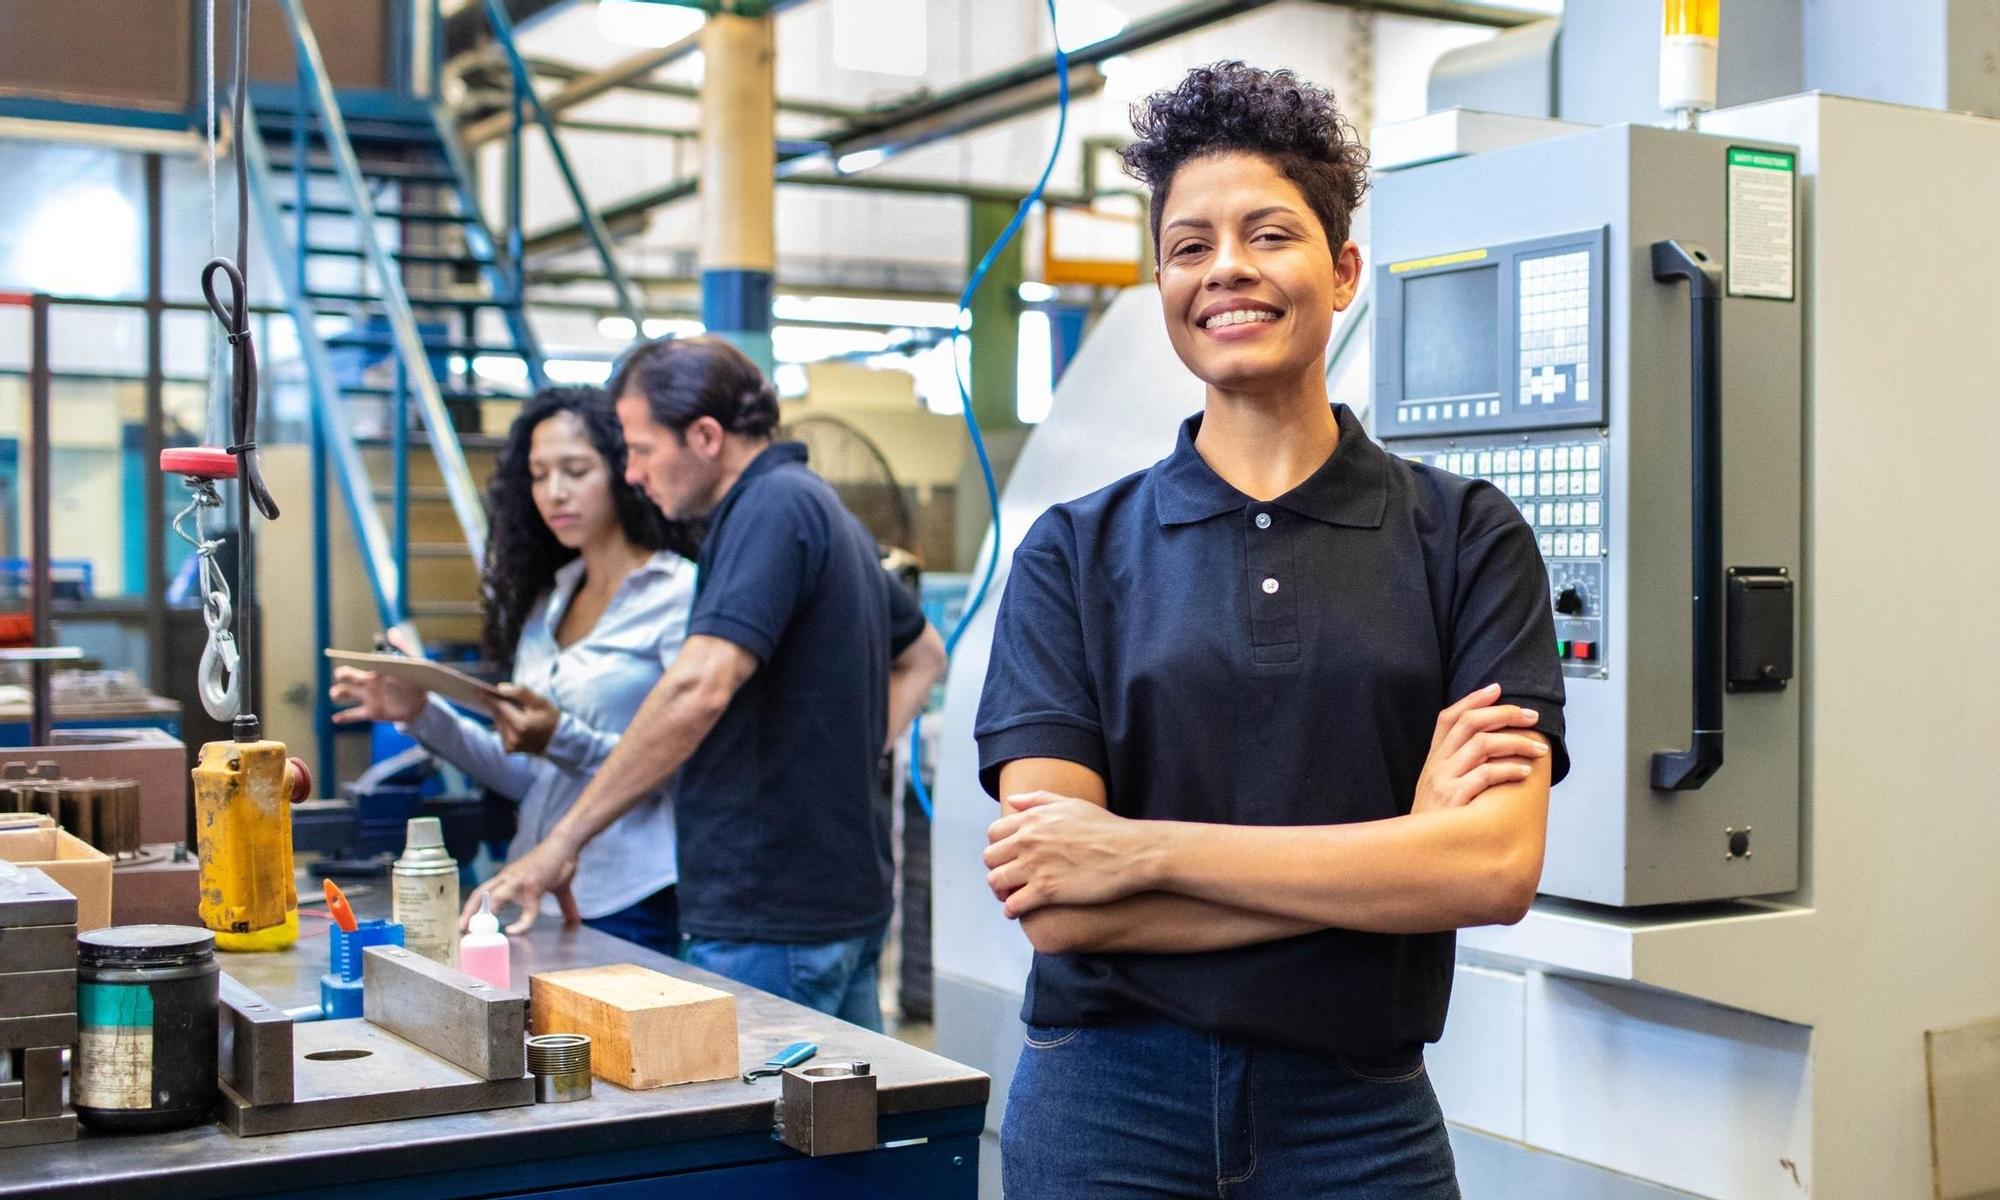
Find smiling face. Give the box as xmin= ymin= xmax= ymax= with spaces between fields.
xmin=1154 ymin=151 xmax=1362 ymax=399
xmin=527 ymin=409 xmax=617 ymax=551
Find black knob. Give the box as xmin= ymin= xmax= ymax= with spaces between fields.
xmin=1555 ymin=587 xmax=1585 ymax=616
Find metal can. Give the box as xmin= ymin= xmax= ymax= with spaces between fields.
xmin=391 ymin=817 xmax=460 ymax=968
xmin=74 ymin=924 xmax=220 ymax=1132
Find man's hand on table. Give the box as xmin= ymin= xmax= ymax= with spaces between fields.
xmin=461 ymin=835 xmax=582 ymax=934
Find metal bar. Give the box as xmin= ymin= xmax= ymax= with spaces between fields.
xmin=240 ymin=116 xmax=402 ymax=625
xmin=143 ymin=154 xmax=168 ymax=698
xmin=468 ymin=57 xmax=863 ymax=121
xmin=460 ymin=33 xmax=705 ymax=147
xmin=1305 ymin=0 xmax=1544 ymax=28
xmin=28 ymin=294 xmax=53 ymax=748
xmin=362 ymin=945 xmax=527 ymax=1081
xmin=793 ymin=62 xmax=1105 ymax=170
xmin=393 ymin=358 xmax=409 ymax=622
xmin=310 ymin=372 xmax=335 ymax=795
xmin=506 ymin=64 xmax=524 ymax=290
xmin=273 ymin=0 xmax=489 ymax=570
xmin=482 ymin=0 xmax=644 ymax=330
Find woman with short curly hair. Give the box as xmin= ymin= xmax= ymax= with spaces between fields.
xmin=976 ymin=62 xmax=1569 ymax=1196
xmin=331 ymin=385 xmax=700 ymax=955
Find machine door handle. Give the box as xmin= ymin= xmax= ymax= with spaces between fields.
xmin=1649 ymin=240 xmax=1725 ymax=791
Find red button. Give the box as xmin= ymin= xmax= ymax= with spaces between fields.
xmin=1572 ymin=641 xmax=1595 ymax=661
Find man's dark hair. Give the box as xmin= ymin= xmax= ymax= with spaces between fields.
xmin=608 ymin=335 xmax=780 ymax=439
xmin=1122 ymin=61 xmax=1370 ymax=259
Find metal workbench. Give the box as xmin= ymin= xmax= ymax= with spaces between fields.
xmin=3 ymin=895 xmax=988 ymax=1199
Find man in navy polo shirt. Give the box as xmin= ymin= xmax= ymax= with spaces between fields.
xmin=469 ymin=336 xmax=946 ymax=1029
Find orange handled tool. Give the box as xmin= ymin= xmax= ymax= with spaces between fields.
xmin=323 ymin=878 xmax=359 ymax=934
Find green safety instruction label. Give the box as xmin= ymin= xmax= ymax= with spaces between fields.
xmin=1726 ymin=147 xmax=1796 ymax=300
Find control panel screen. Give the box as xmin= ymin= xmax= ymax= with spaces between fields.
xmin=1402 ymin=265 xmax=1499 ymax=406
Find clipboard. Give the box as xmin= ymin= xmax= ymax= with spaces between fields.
xmin=324 ymin=650 xmax=504 ymax=715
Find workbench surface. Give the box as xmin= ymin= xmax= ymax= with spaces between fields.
xmin=4 ymin=883 xmax=988 ymax=1199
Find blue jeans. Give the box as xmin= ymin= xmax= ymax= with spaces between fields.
xmin=581 ymin=885 xmax=681 ymax=959
xmin=681 ymin=927 xmax=886 ymax=1032
xmin=1002 ymin=1016 xmax=1459 ymax=1199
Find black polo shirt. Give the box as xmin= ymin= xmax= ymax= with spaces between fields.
xmin=677 ymin=441 xmax=925 ymax=943
xmin=975 ymin=404 xmax=1567 ymax=1058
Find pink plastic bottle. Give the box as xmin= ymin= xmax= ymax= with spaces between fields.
xmin=458 ymin=894 xmax=513 ymax=992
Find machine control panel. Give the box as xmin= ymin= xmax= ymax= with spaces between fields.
xmin=1398 ymin=432 xmax=1610 ymax=679
xmin=1375 ymin=228 xmax=1608 ymax=439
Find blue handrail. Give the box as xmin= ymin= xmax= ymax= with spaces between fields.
xmin=481 ymin=0 xmax=647 ymax=332
xmin=271 ymin=0 xmax=491 ymax=568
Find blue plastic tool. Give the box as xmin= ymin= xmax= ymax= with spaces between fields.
xmin=742 ymin=1040 xmax=818 ymax=1083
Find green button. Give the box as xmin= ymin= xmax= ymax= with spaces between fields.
xmin=1557 ymin=640 xmax=1570 ymax=658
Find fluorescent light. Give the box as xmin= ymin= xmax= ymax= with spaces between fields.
xmin=597 ymin=0 xmax=704 ymax=48
xmin=772 ymin=295 xmax=961 ymax=330
xmin=471 ymin=355 xmax=530 ymax=385
xmin=1017 ymin=310 xmax=1053 ymax=424
xmin=18 ymin=185 xmax=139 ymax=297
xmin=1018 ymin=281 xmax=1058 ymax=303
xmin=771 ymin=324 xmax=899 ymax=363
xmin=600 ymin=316 xmax=705 ymax=341
xmin=836 ymin=147 xmax=888 ymax=175
xmin=545 ymin=359 xmax=613 ymax=384
xmin=642 ymin=317 xmax=705 ymax=338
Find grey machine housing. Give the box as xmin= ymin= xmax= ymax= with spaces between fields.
xmin=1371 ymin=123 xmax=1802 ymax=906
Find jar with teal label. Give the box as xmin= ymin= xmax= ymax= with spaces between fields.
xmin=74 ymin=925 xmax=220 ymax=1132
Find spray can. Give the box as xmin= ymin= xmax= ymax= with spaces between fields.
xmin=391 ymin=817 xmax=459 ymax=968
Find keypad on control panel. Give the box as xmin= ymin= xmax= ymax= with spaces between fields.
xmin=1519 ymin=251 xmax=1591 ymax=411
xmin=1416 ymin=438 xmax=1607 ymax=561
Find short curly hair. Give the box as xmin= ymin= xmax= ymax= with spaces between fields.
xmin=1123 ymin=61 xmax=1370 ymax=261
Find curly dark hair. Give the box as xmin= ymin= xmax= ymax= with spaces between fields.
xmin=1123 ymin=61 xmax=1370 ymax=259
xmin=480 ymin=386 xmax=699 ymax=672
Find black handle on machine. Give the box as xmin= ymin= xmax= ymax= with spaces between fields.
xmin=1649 ymin=239 xmax=1725 ymax=791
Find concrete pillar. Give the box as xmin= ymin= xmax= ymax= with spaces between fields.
xmin=698 ymin=13 xmax=776 ymax=372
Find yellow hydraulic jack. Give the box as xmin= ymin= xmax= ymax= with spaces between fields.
xmin=191 ymin=738 xmax=311 ymax=952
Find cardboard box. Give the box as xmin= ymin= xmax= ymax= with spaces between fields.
xmin=0 ymin=815 xmax=112 ymax=932
xmin=3 ymin=728 xmax=190 ymax=845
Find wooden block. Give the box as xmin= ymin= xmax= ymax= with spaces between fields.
xmin=363 ymin=945 xmax=525 ymax=1081
xmin=530 ymin=964 xmax=737 ymax=1090
xmin=0 ymin=1111 xmax=77 ymax=1148
xmin=0 ymin=969 xmax=75 ymax=1020
xmin=22 ymin=1046 xmax=63 ymax=1118
xmin=0 ymin=1014 xmax=76 ymax=1052
xmin=218 ymin=1019 xmax=534 ymax=1137
xmin=218 ymin=973 xmax=293 ymax=1106
xmin=0 ymin=867 xmax=75 ymax=928
xmin=0 ymin=922 xmax=77 ymax=973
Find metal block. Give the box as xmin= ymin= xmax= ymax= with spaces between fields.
xmin=0 ymin=969 xmax=76 ymax=1020
xmin=0 ymin=1095 xmax=20 ymax=1121
xmin=0 ymin=922 xmax=76 ymax=973
xmin=0 ymin=1080 xmax=20 ymax=1102
xmin=218 ymin=1019 xmax=534 ymax=1137
xmin=0 ymin=1111 xmax=77 ymax=1148
xmin=23 ymin=1045 xmax=63 ymax=1117
xmin=362 ymin=945 xmax=524 ymax=1081
xmin=218 ymin=972 xmax=293 ymax=1106
xmin=0 ymin=867 xmax=75 ymax=928
xmin=0 ymin=1013 xmax=76 ymax=1051
xmin=775 ymin=1061 xmax=879 ymax=1157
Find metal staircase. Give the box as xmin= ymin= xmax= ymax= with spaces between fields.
xmin=239 ymin=0 xmax=645 ymax=783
